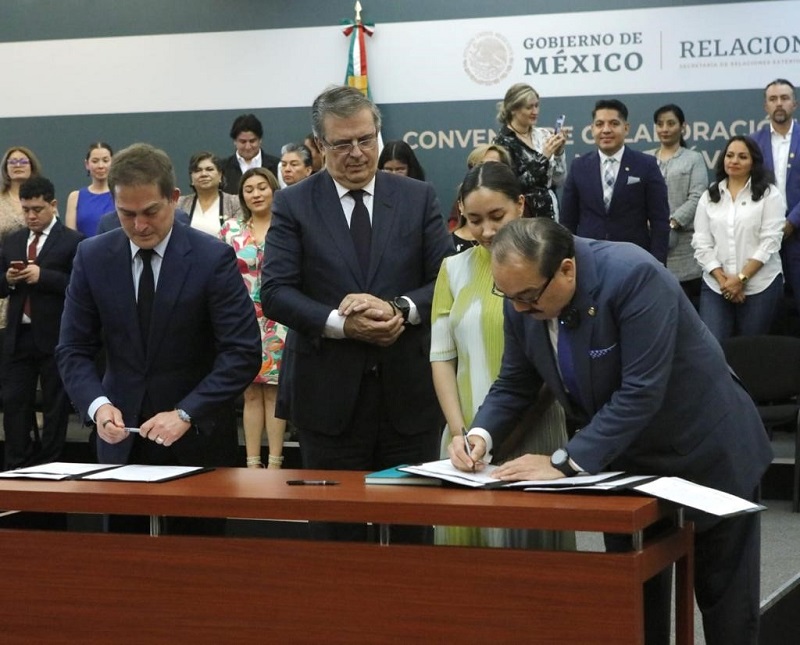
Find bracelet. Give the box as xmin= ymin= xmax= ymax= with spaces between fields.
xmin=267 ymin=455 xmax=284 ymax=467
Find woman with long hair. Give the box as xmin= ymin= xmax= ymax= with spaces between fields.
xmin=220 ymin=168 xmax=287 ymax=468
xmin=431 ymin=161 xmax=573 ymax=549
xmin=378 ymin=140 xmax=426 ymax=180
xmin=692 ymin=135 xmax=785 ymax=339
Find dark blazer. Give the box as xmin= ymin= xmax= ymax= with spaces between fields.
xmin=0 ymin=220 xmax=83 ymax=354
xmin=260 ymin=170 xmax=452 ymax=436
xmin=95 ymin=208 xmax=190 ymax=235
xmin=561 ymin=148 xmax=670 ymax=263
xmin=473 ymin=237 xmax=771 ymax=512
xmin=220 ymin=150 xmax=280 ymax=194
xmin=753 ymin=122 xmax=800 ymax=223
xmin=56 ymin=222 xmax=261 ymax=464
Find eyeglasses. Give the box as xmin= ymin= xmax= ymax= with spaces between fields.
xmin=492 ymin=274 xmax=553 ymax=306
xmin=7 ymin=158 xmax=30 ymax=166
xmin=321 ymin=133 xmax=378 ymax=156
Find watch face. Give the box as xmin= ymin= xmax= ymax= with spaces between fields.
xmin=551 ymin=448 xmax=568 ymax=466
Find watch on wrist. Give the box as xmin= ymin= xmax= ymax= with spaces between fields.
xmin=550 ymin=448 xmax=578 ymax=477
xmin=737 ymin=272 xmax=749 ymax=284
xmin=175 ymin=408 xmax=192 ymax=424
xmin=391 ymin=296 xmax=411 ymax=323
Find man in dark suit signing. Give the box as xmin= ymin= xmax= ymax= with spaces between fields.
xmin=561 ymin=98 xmax=670 ymax=264
xmin=261 ymin=85 xmax=452 ymax=542
xmin=0 ymin=176 xmax=82 ymax=469
xmin=451 ymin=218 xmax=771 ymax=645
xmin=56 ymin=143 xmax=260 ymax=472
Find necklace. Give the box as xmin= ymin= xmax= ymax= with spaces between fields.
xmin=509 ymin=123 xmax=532 ymax=140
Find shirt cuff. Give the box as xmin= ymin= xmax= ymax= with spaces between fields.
xmin=467 ymin=427 xmax=494 ymax=464
xmin=323 ymin=309 xmax=347 ymax=339
xmin=88 ymin=396 xmax=112 ymax=423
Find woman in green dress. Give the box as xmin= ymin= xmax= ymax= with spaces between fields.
xmin=430 ymin=162 xmax=574 ymax=549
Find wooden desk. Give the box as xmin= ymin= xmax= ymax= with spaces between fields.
xmin=0 ymin=469 xmax=693 ymax=644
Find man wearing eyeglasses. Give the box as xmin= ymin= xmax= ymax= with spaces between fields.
xmin=261 ymin=85 xmax=452 ymax=543
xmin=451 ymin=217 xmax=771 ymax=645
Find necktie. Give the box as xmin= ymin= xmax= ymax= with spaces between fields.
xmin=137 ymin=249 xmax=155 ymax=346
xmin=348 ymin=189 xmax=371 ymax=277
xmin=22 ymin=232 xmax=41 ymax=319
xmin=557 ymin=322 xmax=583 ymax=412
xmin=603 ymin=157 xmax=616 ymax=211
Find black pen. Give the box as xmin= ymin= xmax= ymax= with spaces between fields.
xmin=286 ymin=480 xmax=339 ymax=486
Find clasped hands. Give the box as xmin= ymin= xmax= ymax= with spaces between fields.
xmin=96 ymin=403 xmax=191 ymax=447
xmin=448 ymin=434 xmax=563 ymax=481
xmin=717 ymin=272 xmax=746 ymax=304
xmin=338 ymin=292 xmax=404 ymax=347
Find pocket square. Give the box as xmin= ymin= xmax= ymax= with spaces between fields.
xmin=589 ymin=343 xmax=618 ymax=359
xmin=626 ymin=176 xmax=641 ymax=185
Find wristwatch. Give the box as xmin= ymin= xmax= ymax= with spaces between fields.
xmin=737 ymin=273 xmax=749 ymax=284
xmin=550 ymin=448 xmax=578 ymax=477
xmin=175 ymin=408 xmax=192 ymax=424
xmin=391 ymin=296 xmax=411 ymax=323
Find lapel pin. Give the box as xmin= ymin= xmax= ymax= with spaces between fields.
xmin=588 ymin=306 xmax=597 ymax=316
xmin=624 ymin=166 xmax=630 ymax=172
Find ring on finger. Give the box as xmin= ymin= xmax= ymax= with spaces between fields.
xmin=156 ymin=436 xmax=164 ymax=444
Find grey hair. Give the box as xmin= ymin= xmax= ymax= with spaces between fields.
xmin=311 ymin=85 xmax=382 ymax=141
xmin=492 ymin=218 xmax=575 ymax=277
xmin=280 ymin=143 xmax=313 ymax=168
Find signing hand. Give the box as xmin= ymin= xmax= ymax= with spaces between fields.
xmin=493 ymin=454 xmax=562 ymax=481
xmin=448 ymin=434 xmax=487 ymax=472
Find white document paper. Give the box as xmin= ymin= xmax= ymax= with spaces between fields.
xmin=634 ymin=477 xmax=765 ymax=517
xmin=82 ymin=465 xmax=204 ymax=483
xmin=506 ymin=471 xmax=625 ymax=489
xmin=400 ymin=460 xmax=502 ymax=487
xmin=0 ymin=462 xmax=118 ymax=480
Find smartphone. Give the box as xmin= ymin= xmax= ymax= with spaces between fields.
xmin=554 ymin=114 xmax=566 ymax=134
xmin=9 ymin=260 xmax=26 ymax=270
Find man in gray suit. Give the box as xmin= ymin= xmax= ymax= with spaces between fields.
xmin=261 ymin=86 xmax=452 ymax=542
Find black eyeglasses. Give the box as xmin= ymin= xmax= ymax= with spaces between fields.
xmin=321 ymin=133 xmax=379 ymax=156
xmin=492 ymin=274 xmax=553 ymax=306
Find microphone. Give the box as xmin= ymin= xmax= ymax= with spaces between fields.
xmin=558 ymin=304 xmax=581 ymax=330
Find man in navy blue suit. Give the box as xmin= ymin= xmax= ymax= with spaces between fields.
xmin=752 ymin=79 xmax=800 ymax=313
xmin=561 ymin=98 xmax=670 ymax=264
xmin=451 ymin=218 xmax=771 ymax=645
xmin=261 ymin=86 xmax=452 ymax=542
xmin=57 ymin=143 xmax=260 ymax=470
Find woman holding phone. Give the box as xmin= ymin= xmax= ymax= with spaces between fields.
xmin=493 ymin=83 xmax=567 ymax=219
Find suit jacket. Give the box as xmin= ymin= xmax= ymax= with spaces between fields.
xmin=221 ymin=150 xmax=280 ymax=194
xmin=0 ymin=220 xmax=83 ymax=354
xmin=176 ymin=191 xmax=243 ymax=227
xmin=473 ymin=238 xmax=771 ymax=510
xmin=56 ymin=222 xmax=261 ymax=464
xmin=260 ymin=170 xmax=452 ymax=436
xmin=561 ymin=148 xmax=670 ymax=263
xmin=95 ymin=208 xmax=190 ymax=235
xmin=753 ymin=122 xmax=800 ymax=225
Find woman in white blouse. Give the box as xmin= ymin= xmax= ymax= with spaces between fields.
xmin=177 ymin=152 xmax=242 ymax=235
xmin=692 ymin=135 xmax=786 ymax=340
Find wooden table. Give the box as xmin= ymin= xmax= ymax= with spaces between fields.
xmin=0 ymin=468 xmax=693 ymax=644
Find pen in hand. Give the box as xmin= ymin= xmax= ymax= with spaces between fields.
xmin=461 ymin=426 xmax=476 ymax=472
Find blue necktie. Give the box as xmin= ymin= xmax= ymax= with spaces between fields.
xmin=557 ymin=322 xmax=583 ymax=411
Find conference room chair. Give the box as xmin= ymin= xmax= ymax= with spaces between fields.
xmin=721 ymin=335 xmax=800 ymax=512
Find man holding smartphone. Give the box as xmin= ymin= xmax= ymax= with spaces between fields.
xmin=0 ymin=176 xmax=83 ymax=469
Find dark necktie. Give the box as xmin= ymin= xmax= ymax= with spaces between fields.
xmin=348 ymin=189 xmax=371 ymax=277
xmin=137 ymin=249 xmax=155 ymax=346
xmin=22 ymin=232 xmax=41 ymax=319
